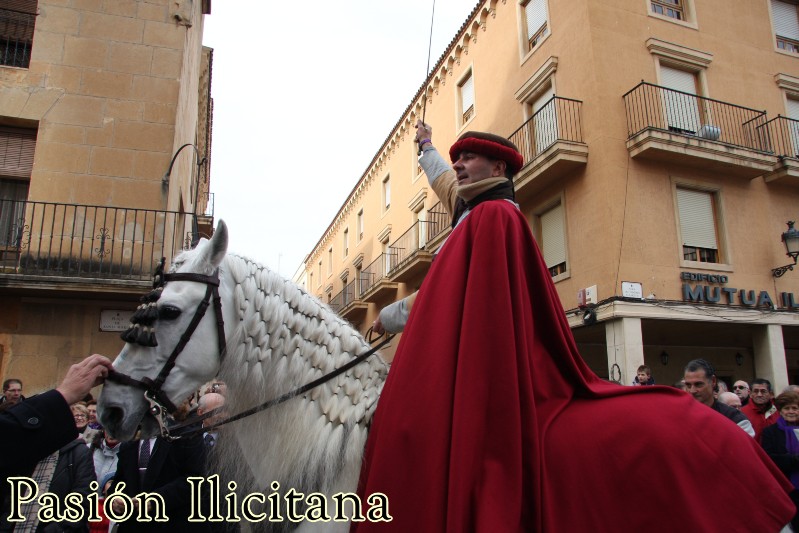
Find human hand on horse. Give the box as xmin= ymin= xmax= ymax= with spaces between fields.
xmin=56 ymin=354 xmax=113 ymax=405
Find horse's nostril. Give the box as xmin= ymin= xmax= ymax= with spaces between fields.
xmin=104 ymin=406 xmax=125 ymax=427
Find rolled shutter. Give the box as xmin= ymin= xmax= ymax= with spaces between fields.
xmin=525 ymin=0 xmax=548 ymax=40
xmin=461 ymin=75 xmax=474 ymax=114
xmin=677 ymin=188 xmax=718 ymax=250
xmin=0 ymin=127 xmax=36 ymax=179
xmin=772 ymin=0 xmax=799 ymax=40
xmin=541 ymin=203 xmax=566 ymax=268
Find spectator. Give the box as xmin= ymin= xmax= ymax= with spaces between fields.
xmin=672 ymin=379 xmax=686 ymax=391
xmin=112 ymin=433 xmax=210 ymax=532
xmin=741 ymin=378 xmax=779 ymax=443
xmin=90 ymin=471 xmax=117 ymax=533
xmin=197 ymin=392 xmax=225 ymax=450
xmin=86 ymin=399 xmax=102 ymax=430
xmin=761 ymin=391 xmax=799 ymax=531
xmin=1 ymin=378 xmax=24 ymax=409
xmin=632 ymin=365 xmax=655 ymax=386
xmin=719 ymin=391 xmax=742 ymax=410
xmin=683 ymin=359 xmax=754 ymax=437
xmin=733 ymin=380 xmax=751 ymax=406
xmin=785 ymin=385 xmax=799 ymax=394
xmin=72 ymin=402 xmax=99 ymax=444
xmin=91 ymin=430 xmax=121 ymax=485
xmin=715 ymin=379 xmax=729 ymax=399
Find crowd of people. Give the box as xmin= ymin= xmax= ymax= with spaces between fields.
xmin=0 ymin=368 xmax=228 ymax=533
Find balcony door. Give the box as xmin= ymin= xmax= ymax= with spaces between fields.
xmin=660 ymin=65 xmax=701 ymax=134
xmin=788 ymin=97 xmax=799 ymax=157
xmin=532 ymin=86 xmax=556 ymax=155
xmin=0 ymin=127 xmax=35 ymax=256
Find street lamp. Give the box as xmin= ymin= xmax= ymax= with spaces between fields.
xmin=161 ymin=143 xmax=207 ymax=248
xmin=772 ymin=221 xmax=799 ymax=278
xmin=162 ymin=143 xmax=206 ymax=187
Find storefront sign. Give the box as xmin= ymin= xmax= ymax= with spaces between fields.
xmin=680 ymin=271 xmax=799 ymax=311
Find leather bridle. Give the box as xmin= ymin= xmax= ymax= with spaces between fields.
xmin=106 ymin=266 xmax=227 ymax=434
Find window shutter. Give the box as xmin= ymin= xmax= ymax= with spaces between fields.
xmin=541 ymin=203 xmax=566 ymax=268
xmin=461 ymin=75 xmax=474 ymax=114
xmin=660 ymin=65 xmax=697 ymax=94
xmin=677 ymin=188 xmax=718 ymax=249
xmin=0 ymin=128 xmax=36 ymax=179
xmin=532 ymin=85 xmax=555 ymax=113
xmin=772 ymin=0 xmax=799 ymax=40
xmin=525 ymin=0 xmax=548 ymax=40
xmin=787 ymin=97 xmax=799 ymax=120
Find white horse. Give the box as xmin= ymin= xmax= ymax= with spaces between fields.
xmin=98 ymin=221 xmax=390 ymax=532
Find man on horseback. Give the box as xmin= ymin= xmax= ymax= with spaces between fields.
xmin=355 ymin=124 xmax=795 ymax=532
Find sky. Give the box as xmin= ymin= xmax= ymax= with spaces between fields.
xmin=201 ymin=0 xmax=479 ymax=278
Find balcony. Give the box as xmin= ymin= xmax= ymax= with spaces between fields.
xmin=425 ymin=201 xmax=451 ymax=251
xmin=387 ymin=220 xmax=434 ymax=283
xmin=359 ymin=252 xmax=398 ymax=303
xmin=509 ymin=97 xmax=588 ymax=200
xmin=0 ymin=7 xmax=35 ymax=69
xmin=329 ymin=278 xmax=368 ymax=324
xmin=623 ymin=82 xmax=776 ymax=177
xmin=0 ymin=200 xmax=194 ymax=294
xmin=759 ymin=116 xmax=799 ymax=183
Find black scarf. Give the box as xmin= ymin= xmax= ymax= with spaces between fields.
xmin=451 ymin=179 xmax=516 ymax=228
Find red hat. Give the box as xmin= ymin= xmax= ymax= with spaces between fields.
xmin=449 ymin=131 xmax=524 ymax=176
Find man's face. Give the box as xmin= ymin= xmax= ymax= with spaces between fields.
xmin=751 ymin=384 xmax=772 ymax=407
xmin=4 ymin=382 xmax=22 ymax=405
xmin=87 ymin=404 xmax=97 ymax=423
xmin=637 ymin=371 xmax=650 ymax=384
xmin=684 ymin=369 xmax=716 ymax=406
xmin=452 ymin=151 xmax=504 ymax=186
xmin=733 ymin=381 xmax=750 ymax=401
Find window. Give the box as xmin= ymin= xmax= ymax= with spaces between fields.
xmin=459 ymin=72 xmax=475 ymax=125
xmin=530 ymin=84 xmax=556 ymax=156
xmin=0 ymin=1 xmax=36 ymax=69
xmin=309 ymin=272 xmax=313 ymax=290
xmin=772 ymin=0 xmax=799 ymax=53
xmin=0 ymin=127 xmax=34 ymax=251
xmin=539 ymin=202 xmax=567 ymax=278
xmin=382 ymin=175 xmax=391 ymax=211
xmin=327 ymin=247 xmax=333 ymax=275
xmin=651 ymin=0 xmax=684 ymax=20
xmin=788 ymin=96 xmax=799 ymax=156
xmin=522 ymin=0 xmax=549 ymax=51
xmin=659 ymin=64 xmax=701 ymax=134
xmin=382 ymin=240 xmax=392 ymax=276
xmin=415 ymin=207 xmax=427 ymax=249
xmin=676 ymin=187 xmax=721 ymax=264
xmin=343 ymin=228 xmax=349 ymax=257
xmin=357 ymin=209 xmax=364 ymax=241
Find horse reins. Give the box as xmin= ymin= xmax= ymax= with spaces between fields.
xmin=107 ymin=259 xmax=391 ymax=440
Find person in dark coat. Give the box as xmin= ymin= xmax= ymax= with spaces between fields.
xmin=37 ymin=438 xmax=96 ymax=532
xmin=762 ymin=390 xmax=799 ymax=530
xmin=112 ymin=434 xmax=210 ymax=532
xmin=0 ymin=355 xmax=113 ymax=531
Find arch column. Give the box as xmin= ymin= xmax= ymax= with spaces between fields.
xmin=605 ymin=317 xmax=644 ymax=385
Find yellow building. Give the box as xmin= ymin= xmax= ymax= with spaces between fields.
xmin=0 ymin=0 xmax=213 ymax=392
xmin=304 ymin=0 xmax=799 ymax=389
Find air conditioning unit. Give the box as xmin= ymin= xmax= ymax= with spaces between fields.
xmin=697 ymin=125 xmax=721 ymax=141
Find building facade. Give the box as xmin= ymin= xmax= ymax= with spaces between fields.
xmin=303 ymin=0 xmax=799 ymax=389
xmin=0 ymin=0 xmax=213 ymax=393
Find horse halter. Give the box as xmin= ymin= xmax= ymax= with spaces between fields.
xmin=107 ymin=257 xmax=227 ymax=433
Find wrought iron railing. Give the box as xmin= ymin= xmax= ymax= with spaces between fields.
xmin=0 ymin=7 xmax=35 ymax=69
xmin=388 ymin=219 xmax=435 ymax=273
xmin=360 ymin=252 xmax=395 ymax=295
xmin=329 ymin=278 xmax=357 ymax=314
xmin=623 ymin=82 xmax=769 ymax=151
xmin=427 ymin=201 xmax=450 ymax=242
xmin=758 ymin=116 xmax=799 ymax=159
xmin=0 ymin=200 xmax=192 ymax=281
xmin=508 ymin=96 xmax=584 ymax=168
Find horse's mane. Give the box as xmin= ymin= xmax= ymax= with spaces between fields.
xmin=206 ymin=251 xmax=389 ymax=516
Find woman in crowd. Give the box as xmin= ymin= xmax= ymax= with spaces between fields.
xmin=71 ymin=402 xmax=99 ymax=443
xmin=762 ymin=390 xmax=799 ymax=530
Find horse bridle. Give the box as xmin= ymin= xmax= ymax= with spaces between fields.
xmin=106 ymin=258 xmax=392 ymax=441
xmin=106 ymin=259 xmax=227 ymax=435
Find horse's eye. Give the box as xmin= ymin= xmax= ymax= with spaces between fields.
xmin=159 ymin=306 xmax=181 ymax=320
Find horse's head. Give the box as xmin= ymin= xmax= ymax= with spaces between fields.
xmin=98 ymin=221 xmax=229 ymax=440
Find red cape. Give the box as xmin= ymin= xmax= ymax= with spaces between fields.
xmin=354 ymin=201 xmax=794 ymax=532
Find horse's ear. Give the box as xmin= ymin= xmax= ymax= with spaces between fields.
xmin=206 ymin=220 xmax=228 ymax=268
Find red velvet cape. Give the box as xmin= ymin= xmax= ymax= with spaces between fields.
xmin=354 ymin=201 xmax=793 ymax=532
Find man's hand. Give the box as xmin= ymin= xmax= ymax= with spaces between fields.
xmin=415 ymin=120 xmax=433 ymax=145
xmin=56 ymin=354 xmax=113 ymax=405
xmin=372 ymin=315 xmax=385 ymax=336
